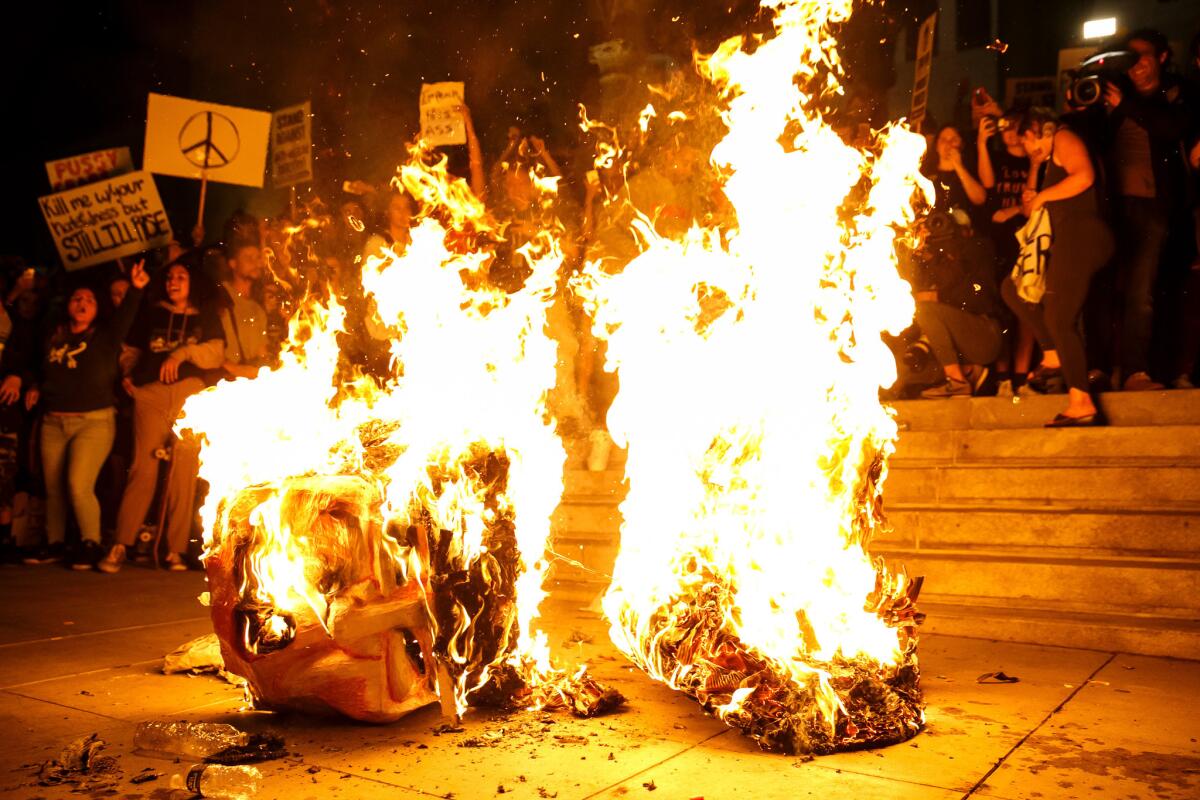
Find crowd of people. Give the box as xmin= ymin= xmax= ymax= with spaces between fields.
xmin=902 ymin=28 xmax=1200 ymax=427
xmin=2 ymin=26 xmax=1198 ymax=570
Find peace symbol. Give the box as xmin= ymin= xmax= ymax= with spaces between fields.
xmin=178 ymin=110 xmax=241 ymax=169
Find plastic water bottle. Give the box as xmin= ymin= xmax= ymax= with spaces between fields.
xmin=171 ymin=764 xmax=261 ymax=799
xmin=133 ymin=721 xmax=248 ymax=759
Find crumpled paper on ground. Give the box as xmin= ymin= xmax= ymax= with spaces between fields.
xmin=163 ymin=633 xmax=247 ymax=687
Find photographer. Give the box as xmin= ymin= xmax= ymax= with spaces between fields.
xmin=911 ymin=210 xmax=1003 ymax=399
xmin=1001 ymin=108 xmax=1114 ymax=426
xmin=1103 ymin=29 xmax=1197 ymax=391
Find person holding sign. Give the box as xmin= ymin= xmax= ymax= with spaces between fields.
xmin=100 ymin=259 xmax=225 ymax=573
xmin=23 ymin=263 xmax=149 ymax=570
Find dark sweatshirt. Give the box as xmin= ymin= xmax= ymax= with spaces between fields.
xmin=40 ymin=287 xmax=144 ymax=414
xmin=126 ymin=301 xmax=226 ymax=387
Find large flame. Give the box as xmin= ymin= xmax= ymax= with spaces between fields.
xmin=575 ymin=0 xmax=930 ymax=752
xmin=180 ymin=147 xmax=567 ymax=715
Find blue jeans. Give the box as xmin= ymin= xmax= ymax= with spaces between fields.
xmin=42 ymin=408 xmax=116 ymax=545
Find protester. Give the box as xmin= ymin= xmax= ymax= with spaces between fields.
xmin=1103 ymin=29 xmax=1196 ymax=391
xmin=99 ymin=259 xmax=225 ymax=573
xmin=217 ymin=242 xmax=269 ymax=380
xmin=976 ymin=109 xmax=1033 ymax=395
xmin=26 ymin=262 xmax=148 ymax=570
xmin=1002 ymin=108 xmax=1114 ymax=426
xmin=924 ymin=125 xmax=988 ymax=213
xmin=911 ymin=211 xmax=1003 ymax=398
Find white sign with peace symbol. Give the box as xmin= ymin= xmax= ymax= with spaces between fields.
xmin=144 ymin=93 xmax=271 ymax=188
xmin=178 ymin=111 xmax=242 ymax=170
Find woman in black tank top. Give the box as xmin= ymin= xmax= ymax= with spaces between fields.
xmin=1001 ymin=108 xmax=1115 ymax=426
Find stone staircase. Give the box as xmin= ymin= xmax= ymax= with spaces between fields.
xmin=547 ymin=390 xmax=1200 ymax=659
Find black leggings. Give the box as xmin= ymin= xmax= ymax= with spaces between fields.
xmin=1001 ymin=248 xmax=1103 ymax=392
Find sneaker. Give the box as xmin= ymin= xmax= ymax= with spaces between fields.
xmin=962 ymin=365 xmax=990 ymax=395
xmin=164 ymin=552 xmax=189 ymax=572
xmin=22 ymin=542 xmax=66 ymax=565
xmin=71 ymin=540 xmax=104 ymax=571
xmin=920 ymin=378 xmax=972 ymax=399
xmin=1123 ymin=371 xmax=1164 ymax=392
xmin=1171 ymin=374 xmax=1195 ymax=390
xmin=995 ymin=379 xmax=1014 ymax=398
xmin=1027 ymin=366 xmax=1066 ymax=395
xmin=97 ymin=543 xmax=126 ymax=574
xmin=1087 ymin=369 xmax=1112 ymax=393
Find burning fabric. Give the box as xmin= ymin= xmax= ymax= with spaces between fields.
xmin=575 ymin=0 xmax=930 ymax=753
xmin=184 ymin=148 xmax=620 ymax=722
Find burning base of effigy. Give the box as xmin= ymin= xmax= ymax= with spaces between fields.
xmin=205 ymin=447 xmax=623 ymax=724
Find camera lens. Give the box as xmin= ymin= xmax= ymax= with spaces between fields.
xmin=1073 ymin=75 xmax=1101 ymax=107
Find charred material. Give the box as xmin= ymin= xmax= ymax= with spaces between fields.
xmin=619 ymin=579 xmax=922 ymax=754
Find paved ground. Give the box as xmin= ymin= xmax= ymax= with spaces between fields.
xmin=0 ymin=566 xmax=1196 ymax=800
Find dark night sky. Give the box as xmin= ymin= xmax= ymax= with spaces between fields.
xmin=1 ymin=0 xmax=909 ymax=265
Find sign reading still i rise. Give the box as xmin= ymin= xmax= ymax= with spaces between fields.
xmin=38 ymin=171 xmax=174 ymax=271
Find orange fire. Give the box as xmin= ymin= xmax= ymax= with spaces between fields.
xmin=180 ymin=147 xmax=568 ymax=718
xmin=574 ymin=0 xmax=930 ymax=752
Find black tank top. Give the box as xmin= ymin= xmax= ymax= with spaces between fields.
xmin=1041 ymin=133 xmax=1103 ymax=232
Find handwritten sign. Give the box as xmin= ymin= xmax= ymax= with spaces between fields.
xmin=46 ymin=147 xmax=133 ymax=191
xmin=419 ymin=82 xmax=466 ymax=147
xmin=271 ymin=101 xmax=313 ymax=187
xmin=38 ymin=170 xmax=173 ymax=271
xmin=910 ymin=12 xmax=938 ymax=133
xmin=144 ymin=93 xmax=271 ymax=187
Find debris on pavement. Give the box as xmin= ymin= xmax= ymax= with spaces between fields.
xmin=976 ymin=671 xmax=1020 ymax=684
xmin=163 ymin=633 xmax=247 ymax=687
xmin=34 ymin=733 xmax=121 ymax=792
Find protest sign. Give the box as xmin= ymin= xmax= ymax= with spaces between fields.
xmin=45 ymin=147 xmax=133 ymax=191
xmin=419 ymin=82 xmax=466 ymax=146
xmin=143 ymin=92 xmax=272 ymax=187
xmin=909 ymin=12 xmax=938 ymax=133
xmin=38 ymin=170 xmax=173 ymax=271
xmin=271 ymin=101 xmax=313 ymax=187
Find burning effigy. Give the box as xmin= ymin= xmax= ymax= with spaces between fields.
xmin=574 ymin=0 xmax=930 ymax=754
xmin=180 ymin=148 xmax=621 ymax=722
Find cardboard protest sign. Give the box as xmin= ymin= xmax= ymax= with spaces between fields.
xmin=909 ymin=12 xmax=938 ymax=133
xmin=419 ymin=82 xmax=466 ymax=146
xmin=271 ymin=101 xmax=313 ymax=187
xmin=143 ymin=92 xmax=271 ymax=187
xmin=46 ymin=147 xmax=133 ymax=191
xmin=38 ymin=170 xmax=173 ymax=271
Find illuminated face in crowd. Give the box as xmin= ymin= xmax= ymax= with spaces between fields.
xmin=1020 ymin=123 xmax=1056 ymax=162
xmin=165 ymin=264 xmax=191 ymax=308
xmin=109 ymin=278 xmax=130 ymax=309
xmin=68 ymin=287 xmax=98 ymax=331
xmin=1000 ymin=116 xmax=1023 ymax=153
xmin=1127 ymin=37 xmax=1164 ymax=94
xmin=228 ymin=244 xmax=263 ymax=283
xmin=386 ymin=193 xmax=413 ymax=230
xmin=935 ymin=127 xmax=963 ymax=162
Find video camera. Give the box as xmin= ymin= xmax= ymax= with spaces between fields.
xmin=1065 ymin=49 xmax=1138 ymax=108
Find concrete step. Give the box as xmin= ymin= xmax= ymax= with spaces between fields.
xmin=881 ymin=502 xmax=1200 ymax=557
xmin=892 ymin=389 xmax=1200 ymax=431
xmin=918 ymin=597 xmax=1200 ymax=660
xmin=893 ymin=425 xmax=1200 ymax=464
xmin=873 ymin=545 xmax=1200 ymax=617
xmin=884 ymin=463 xmax=1200 ymax=506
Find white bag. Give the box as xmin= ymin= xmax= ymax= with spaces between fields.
xmin=1011 ymin=206 xmax=1052 ymax=303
